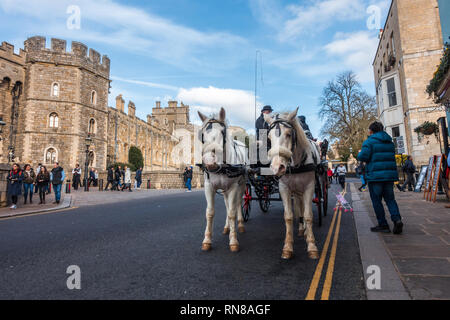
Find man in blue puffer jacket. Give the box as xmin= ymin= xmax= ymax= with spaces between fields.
xmin=358 ymin=121 xmax=403 ymax=234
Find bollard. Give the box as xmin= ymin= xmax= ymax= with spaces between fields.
xmin=48 ymin=183 xmax=52 ymax=193
xmin=66 ymin=180 xmax=71 ymax=194
xmin=99 ymin=179 xmax=103 ymax=191
xmin=147 ymin=179 xmax=151 ymax=189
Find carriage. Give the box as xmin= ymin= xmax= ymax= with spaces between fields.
xmin=241 ymin=159 xmax=329 ymax=226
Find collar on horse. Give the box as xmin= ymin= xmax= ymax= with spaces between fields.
xmin=196 ymin=163 xmax=246 ymax=180
xmin=267 ymin=116 xmax=317 ymax=174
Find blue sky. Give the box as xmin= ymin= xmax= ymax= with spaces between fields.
xmin=0 ymin=0 xmax=390 ymax=137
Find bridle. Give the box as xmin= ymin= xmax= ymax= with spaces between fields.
xmin=199 ymin=119 xmax=228 ymax=167
xmin=267 ymin=117 xmax=298 ymax=155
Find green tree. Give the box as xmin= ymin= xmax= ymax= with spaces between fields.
xmin=128 ymin=146 xmax=144 ymax=171
xmin=319 ymin=71 xmax=377 ymax=160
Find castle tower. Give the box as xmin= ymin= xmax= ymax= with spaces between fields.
xmin=19 ymin=36 xmax=111 ymax=170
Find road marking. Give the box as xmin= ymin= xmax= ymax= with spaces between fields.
xmin=0 ymin=206 xmax=78 ymax=221
xmin=305 ymin=184 xmax=347 ymax=300
xmin=321 ymin=205 xmax=343 ymax=300
xmin=305 ymin=206 xmax=338 ymax=300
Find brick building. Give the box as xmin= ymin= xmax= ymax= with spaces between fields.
xmin=0 ymin=36 xmax=194 ymax=173
xmin=373 ymin=0 xmax=446 ymax=165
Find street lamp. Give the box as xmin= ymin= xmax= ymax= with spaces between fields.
xmin=84 ymin=134 xmax=92 ymax=191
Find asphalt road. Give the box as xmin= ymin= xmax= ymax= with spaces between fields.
xmin=0 ymin=180 xmax=365 ymax=300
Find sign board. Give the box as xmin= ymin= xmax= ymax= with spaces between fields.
xmin=394 ymin=136 xmax=405 ymax=154
xmin=431 ymin=155 xmax=443 ymax=202
xmin=414 ymin=165 xmax=428 ymax=193
xmin=424 ymin=156 xmax=435 ymax=199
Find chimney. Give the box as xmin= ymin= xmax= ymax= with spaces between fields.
xmin=156 ymin=101 xmax=161 ymax=109
xmin=147 ymin=115 xmax=152 ymax=123
xmin=128 ymin=101 xmax=136 ymax=117
xmin=168 ymin=101 xmax=177 ymax=108
xmin=116 ymin=94 xmax=125 ymax=112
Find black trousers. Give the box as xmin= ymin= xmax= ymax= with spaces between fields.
xmin=402 ymin=172 xmax=416 ymax=191
xmin=104 ymin=180 xmax=114 ymax=190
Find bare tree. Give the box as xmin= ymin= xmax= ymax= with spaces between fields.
xmin=319 ymin=71 xmax=377 ymax=161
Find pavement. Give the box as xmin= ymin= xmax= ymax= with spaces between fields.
xmin=353 ymin=181 xmax=450 ymax=300
xmin=0 ymin=183 xmax=365 ymax=300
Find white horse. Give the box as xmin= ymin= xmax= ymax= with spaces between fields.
xmin=198 ymin=108 xmax=247 ymax=252
xmin=264 ymin=108 xmax=320 ymax=260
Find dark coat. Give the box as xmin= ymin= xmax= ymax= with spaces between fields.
xmin=255 ymin=114 xmax=269 ymax=140
xmin=357 ymin=131 xmax=399 ymax=182
xmin=402 ymin=159 xmax=416 ymax=173
xmin=7 ymin=170 xmax=23 ymax=196
xmin=135 ymin=169 xmax=142 ymax=181
xmin=23 ymin=170 xmax=36 ymax=184
xmin=36 ymin=171 xmax=50 ymax=186
xmin=114 ymin=168 xmax=122 ymax=181
xmin=186 ymin=169 xmax=193 ymax=179
xmin=107 ymin=168 xmax=114 ymax=181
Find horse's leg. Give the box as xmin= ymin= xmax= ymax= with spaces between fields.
xmin=280 ymin=183 xmax=294 ymax=260
xmin=202 ymin=181 xmax=216 ymax=251
xmin=223 ymin=195 xmax=230 ymax=235
xmin=237 ymin=182 xmax=246 ymax=233
xmin=303 ymin=181 xmax=319 ymax=259
xmin=226 ymin=187 xmax=240 ymax=252
xmin=294 ymin=194 xmax=305 ymax=237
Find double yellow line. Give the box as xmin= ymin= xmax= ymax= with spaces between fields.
xmin=305 ymin=184 xmax=347 ymax=300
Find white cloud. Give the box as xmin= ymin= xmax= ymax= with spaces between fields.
xmin=0 ymin=0 xmax=248 ymax=71
xmin=177 ymin=86 xmax=262 ymax=130
xmin=323 ymin=31 xmax=379 ymax=82
xmin=111 ymin=76 xmax=179 ymax=91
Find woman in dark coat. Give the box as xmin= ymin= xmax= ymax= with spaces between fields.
xmin=36 ymin=166 xmax=50 ymax=204
xmin=7 ymin=163 xmax=23 ymax=210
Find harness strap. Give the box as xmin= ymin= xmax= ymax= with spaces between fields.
xmin=286 ymin=163 xmax=316 ymax=174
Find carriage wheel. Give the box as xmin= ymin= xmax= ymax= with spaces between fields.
xmin=322 ymin=175 xmax=328 ymax=217
xmin=242 ymin=184 xmax=252 ymax=222
xmin=259 ymin=186 xmax=270 ymax=213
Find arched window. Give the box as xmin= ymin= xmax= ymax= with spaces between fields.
xmin=88 ymin=151 xmax=95 ymax=167
xmin=45 ymin=147 xmax=57 ymax=164
xmin=51 ymin=83 xmax=60 ymax=97
xmin=49 ymin=113 xmax=59 ymax=128
xmin=88 ymin=118 xmax=96 ymax=134
xmin=91 ymin=90 xmax=97 ymax=105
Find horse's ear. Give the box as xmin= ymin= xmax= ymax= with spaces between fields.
xmin=264 ymin=113 xmax=273 ymax=125
xmin=219 ymin=107 xmax=226 ymax=122
xmin=198 ymin=111 xmax=208 ymax=123
xmin=288 ymin=107 xmax=299 ymax=121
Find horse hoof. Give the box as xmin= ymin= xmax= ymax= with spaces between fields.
xmin=202 ymin=243 xmax=212 ymax=251
xmin=238 ymin=226 xmax=245 ymax=233
xmin=230 ymin=245 xmax=239 ymax=252
xmin=223 ymin=227 xmax=230 ymax=235
xmin=308 ymin=251 xmax=319 ymax=260
xmin=281 ymin=250 xmax=293 ymax=260
xmin=298 ymin=230 xmax=305 ymax=237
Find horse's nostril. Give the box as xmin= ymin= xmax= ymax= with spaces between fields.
xmin=279 ymin=164 xmax=286 ymax=172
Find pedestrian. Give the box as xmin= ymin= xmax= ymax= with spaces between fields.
xmin=327 ymin=168 xmax=333 ymax=184
xmin=121 ymin=166 xmax=132 ymax=192
xmin=105 ymin=166 xmax=114 ymax=191
xmin=183 ymin=167 xmax=189 ymax=188
xmin=356 ymin=161 xmax=367 ymax=192
xmin=114 ymin=166 xmax=122 ymax=191
xmin=357 ymin=121 xmax=403 ymax=234
xmin=400 ymin=156 xmax=416 ymax=192
xmin=34 ymin=163 xmax=42 ymax=194
xmin=50 ymin=162 xmax=65 ymax=204
xmin=89 ymin=168 xmax=96 ymax=187
xmin=333 ymin=167 xmax=339 ymax=184
xmin=135 ymin=167 xmax=143 ymax=189
xmin=22 ymin=164 xmax=36 ymax=204
xmin=72 ymin=164 xmax=82 ymax=190
xmin=7 ymin=163 xmax=23 ymax=210
xmin=36 ymin=166 xmax=50 ymax=204
xmin=94 ymin=169 xmax=99 ymax=187
xmin=185 ymin=166 xmax=193 ymax=192
xmin=336 ymin=164 xmax=347 ymax=189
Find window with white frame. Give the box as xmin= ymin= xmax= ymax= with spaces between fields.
xmin=49 ymin=113 xmax=59 ymax=128
xmin=45 ymin=147 xmax=57 ymax=164
xmin=51 ymin=83 xmax=60 ymax=97
xmin=386 ymin=77 xmax=397 ymax=107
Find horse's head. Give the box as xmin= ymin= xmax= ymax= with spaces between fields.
xmin=198 ymin=107 xmax=227 ymax=172
xmin=264 ymin=108 xmax=299 ymax=177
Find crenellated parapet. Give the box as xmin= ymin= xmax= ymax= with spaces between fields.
xmin=0 ymin=41 xmax=26 ymax=83
xmin=24 ymin=36 xmax=110 ymax=79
